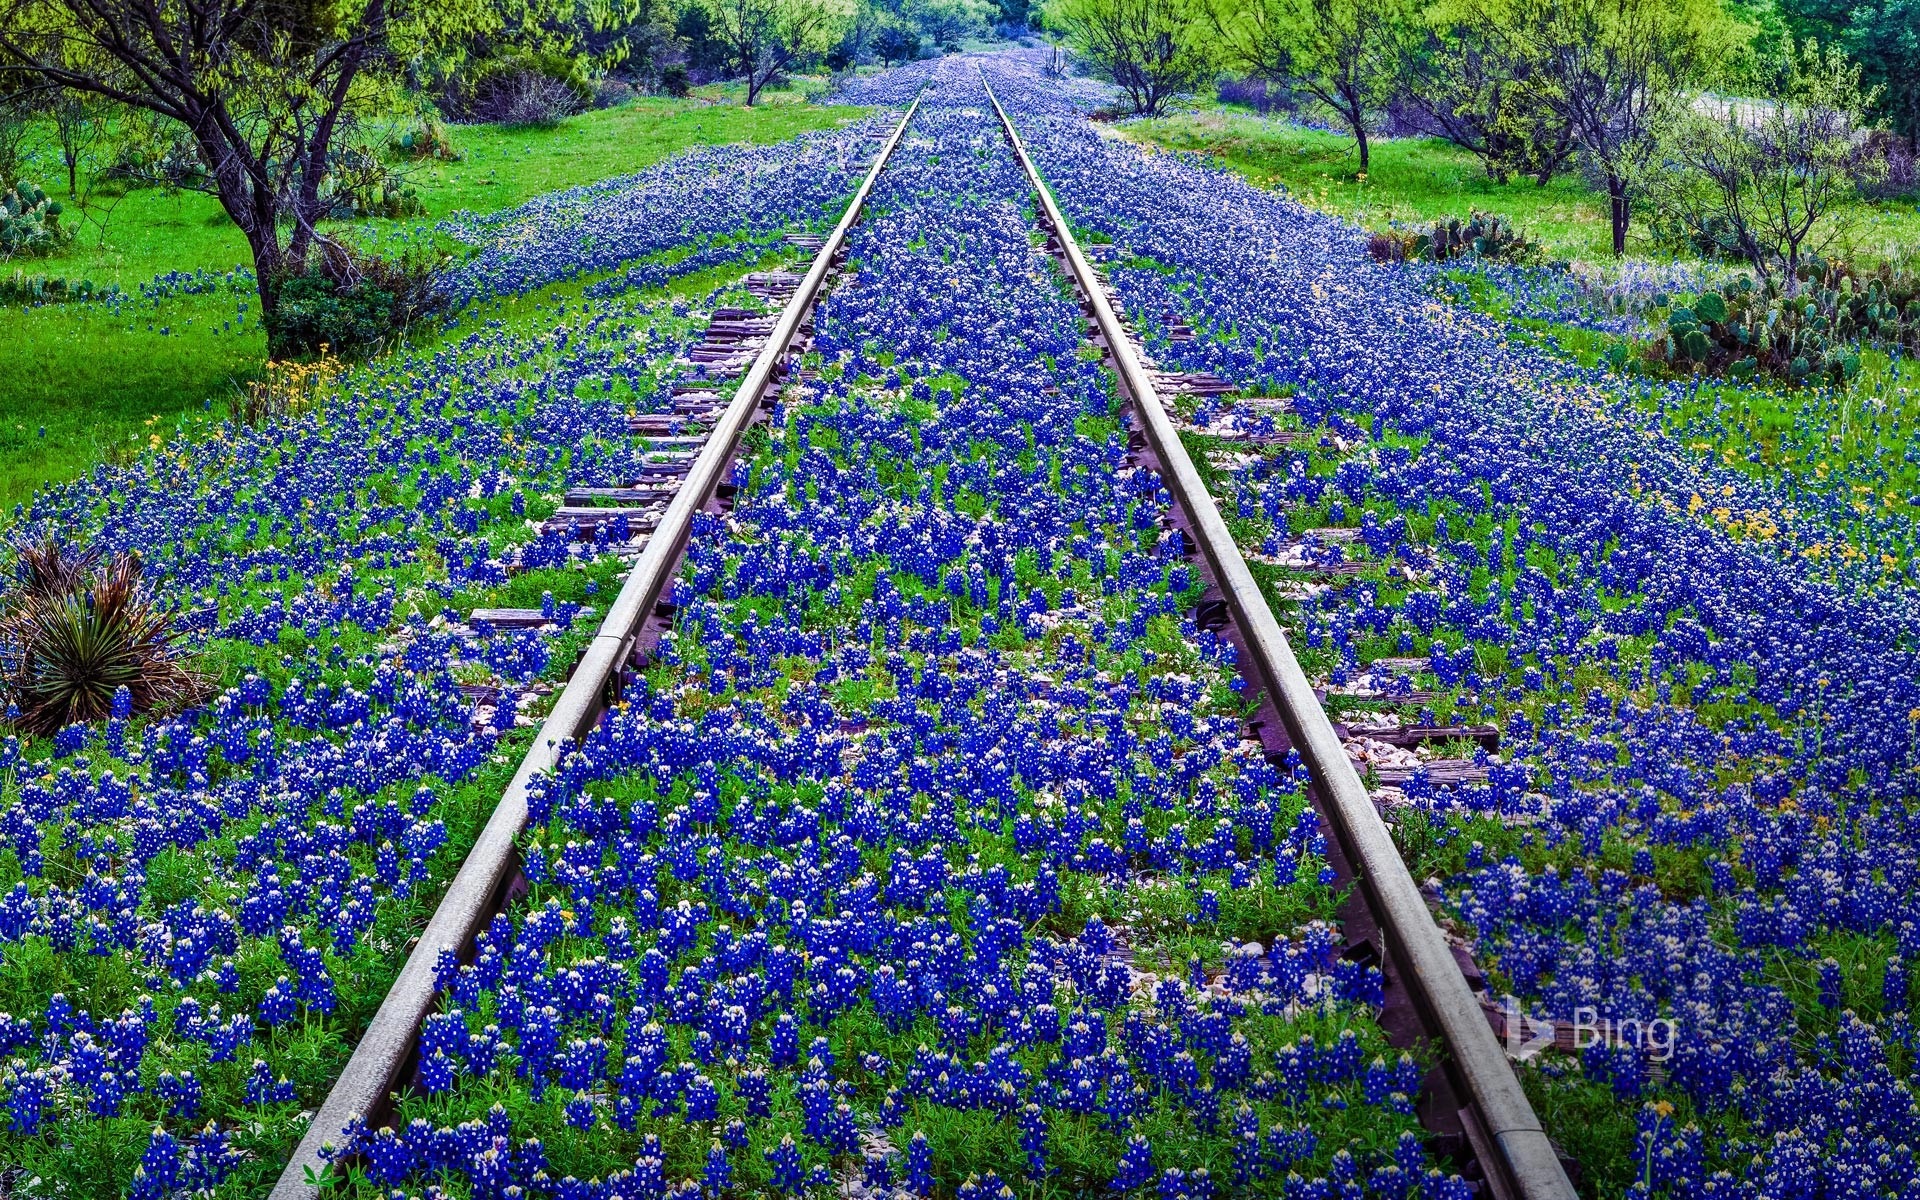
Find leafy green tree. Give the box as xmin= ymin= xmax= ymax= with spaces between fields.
xmin=1399 ymin=10 xmax=1573 ymax=184
xmin=0 ymin=0 xmax=504 ymax=339
xmin=1844 ymin=0 xmax=1919 ymax=149
xmin=700 ymin=0 xmax=850 ymax=103
xmin=995 ymin=0 xmax=1039 ymax=29
xmin=1048 ymin=0 xmax=1214 ymax=116
xmin=875 ymin=19 xmax=925 ymax=61
xmin=1206 ymin=0 xmax=1417 ymax=174
xmin=1499 ymin=0 xmax=1735 ymax=254
xmin=677 ymin=1 xmax=738 ymax=75
xmin=1643 ymin=39 xmax=1884 ymax=289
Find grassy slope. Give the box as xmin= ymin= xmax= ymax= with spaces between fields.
xmin=1120 ymin=105 xmax=1920 ymax=267
xmin=0 ymin=87 xmax=867 ymax=508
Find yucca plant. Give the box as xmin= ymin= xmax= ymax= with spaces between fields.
xmin=0 ymin=541 xmax=204 ymax=736
xmin=11 ymin=534 xmax=101 ymax=600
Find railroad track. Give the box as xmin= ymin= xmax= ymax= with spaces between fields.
xmin=271 ymin=80 xmax=1574 ymax=1200
xmin=981 ymin=77 xmax=1575 ymax=1200
xmin=270 ymin=94 xmax=923 ymax=1198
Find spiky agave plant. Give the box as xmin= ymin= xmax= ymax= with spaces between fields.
xmin=1 ymin=548 xmax=205 ymax=735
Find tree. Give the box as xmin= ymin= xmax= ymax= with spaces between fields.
xmin=1047 ymin=0 xmax=1213 ymax=117
xmin=1844 ymin=0 xmax=1919 ymax=150
xmin=907 ymin=0 xmax=993 ymax=49
xmin=874 ymin=19 xmax=924 ymax=62
xmin=1206 ymin=0 xmax=1415 ymax=174
xmin=994 ymin=0 xmax=1038 ymax=31
xmin=1398 ymin=12 xmax=1574 ymax=184
xmin=702 ymin=0 xmax=848 ymax=104
xmin=1499 ymin=0 xmax=1732 ymax=255
xmin=0 ymin=0 xmax=494 ymax=344
xmin=1643 ymin=39 xmax=1884 ymax=291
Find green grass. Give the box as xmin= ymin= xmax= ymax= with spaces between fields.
xmin=1120 ymin=105 xmax=1920 ymax=269
xmin=0 ymin=86 xmax=869 ymax=508
xmin=1120 ymin=107 xmax=1621 ymax=261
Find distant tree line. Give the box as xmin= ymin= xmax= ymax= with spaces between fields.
xmin=1044 ymin=0 xmax=1917 ymax=263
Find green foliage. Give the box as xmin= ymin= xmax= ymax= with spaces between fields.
xmin=0 ymin=538 xmax=205 ymax=734
xmin=1046 ymin=0 xmax=1214 ymax=116
xmin=1204 ymin=0 xmax=1414 ymax=172
xmin=388 ymin=113 xmax=461 ymax=162
xmin=0 ymin=179 xmax=73 ymax=257
xmin=442 ymin=48 xmax=596 ymax=123
xmin=874 ymin=18 xmax=924 ymax=62
xmin=1643 ymin=38 xmax=1886 ymax=286
xmin=1842 ymin=0 xmax=1920 ymax=147
xmin=1398 ymin=17 xmax=1575 ymax=185
xmin=1648 ymin=262 xmax=1920 ymax=386
xmin=268 ymin=246 xmax=448 ymax=360
xmin=1473 ymin=0 xmax=1743 ymax=254
xmin=97 ymin=130 xmax=211 ymax=193
xmin=1371 ymin=209 xmax=1542 ymax=263
xmin=322 ymin=146 xmax=428 ymax=220
xmin=0 ymin=269 xmax=119 ymax=305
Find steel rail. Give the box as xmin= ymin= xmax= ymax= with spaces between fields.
xmin=979 ymin=76 xmax=1577 ymax=1200
xmin=270 ymin=93 xmax=923 ymax=1199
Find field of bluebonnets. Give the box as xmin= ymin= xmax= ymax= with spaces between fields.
xmin=2 ymin=41 xmax=1919 ymax=1200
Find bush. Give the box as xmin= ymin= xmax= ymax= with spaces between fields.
xmin=389 ymin=114 xmax=460 ymax=162
xmin=1218 ymin=75 xmax=1283 ymax=114
xmin=0 ymin=537 xmax=205 ymax=736
xmin=0 ymin=180 xmax=74 ymax=258
xmin=0 ymin=270 xmax=120 ymax=304
xmin=443 ymin=51 xmax=594 ymax=124
xmin=661 ymin=64 xmax=692 ymax=97
xmin=320 ymin=145 xmax=426 ymax=219
xmin=1369 ymin=211 xmax=1541 ymax=264
xmin=1861 ymin=130 xmax=1918 ymax=199
xmin=1643 ymin=261 xmax=1920 ymax=386
xmin=97 ymin=132 xmax=209 ymax=192
xmin=268 ymin=241 xmax=448 ymax=360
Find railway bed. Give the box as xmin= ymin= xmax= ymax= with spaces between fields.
xmin=266 ymin=76 xmax=1582 ymax=1200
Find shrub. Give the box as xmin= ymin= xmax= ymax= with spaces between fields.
xmin=1644 ymin=261 xmax=1920 ymax=386
xmin=1643 ymin=41 xmax=1884 ymax=289
xmin=0 ymin=180 xmax=74 ymax=258
xmin=267 ymin=240 xmax=448 ymax=360
xmin=388 ymin=114 xmax=460 ymax=162
xmin=97 ymin=133 xmax=209 ymax=192
xmin=0 ymin=538 xmax=204 ymax=736
xmin=320 ymin=145 xmax=426 ymax=219
xmin=1370 ymin=211 xmax=1540 ymax=264
xmin=443 ymin=51 xmax=593 ymax=124
xmin=0 ymin=270 xmax=119 ymax=304
xmin=1861 ymin=129 xmax=1917 ymax=199
xmin=661 ymin=64 xmax=692 ymax=97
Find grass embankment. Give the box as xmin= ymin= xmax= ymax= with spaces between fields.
xmin=1120 ymin=105 xmax=1920 ymax=268
xmin=0 ymin=87 xmax=867 ymax=508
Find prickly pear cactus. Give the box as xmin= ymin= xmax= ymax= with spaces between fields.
xmin=0 ymin=181 xmax=73 ymax=257
xmin=1649 ymin=260 xmax=1920 ymax=387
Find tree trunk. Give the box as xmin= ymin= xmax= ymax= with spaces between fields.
xmin=249 ymin=227 xmax=288 ymax=355
xmin=1355 ymin=124 xmax=1370 ymax=175
xmin=1606 ymin=173 xmax=1629 ymax=256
